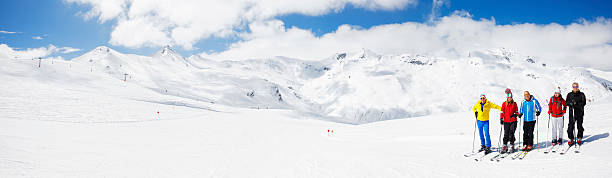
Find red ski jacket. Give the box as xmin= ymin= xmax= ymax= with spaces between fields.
xmin=548 ymin=96 xmax=567 ymax=117
xmin=500 ymin=101 xmax=519 ymax=122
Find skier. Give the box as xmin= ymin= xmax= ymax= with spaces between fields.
xmin=566 ymin=82 xmax=586 ymax=146
xmin=518 ymin=91 xmax=542 ymax=151
xmin=548 ymin=89 xmax=567 ymax=146
xmin=500 ymin=89 xmax=519 ymax=153
xmin=472 ymin=94 xmax=501 ymax=154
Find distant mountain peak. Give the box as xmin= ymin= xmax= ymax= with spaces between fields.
xmin=356 ymin=48 xmax=380 ymax=59
xmin=86 ymin=46 xmax=124 ymax=57
xmin=151 ymin=45 xmax=189 ymax=67
xmin=155 ymin=45 xmax=178 ymax=56
xmin=72 ymin=46 xmax=118 ymax=60
xmin=93 ymin=46 xmax=112 ymax=53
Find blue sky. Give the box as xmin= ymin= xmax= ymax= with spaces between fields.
xmin=1 ymin=0 xmax=611 ymax=59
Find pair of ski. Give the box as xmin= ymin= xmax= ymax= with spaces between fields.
xmin=560 ymin=143 xmax=581 ymax=155
xmin=464 ymin=150 xmax=495 ymax=162
xmin=463 ymin=151 xmax=482 ymax=157
xmin=475 ymin=149 xmax=524 ymax=162
xmin=466 ymin=149 xmax=521 ymax=162
xmin=472 ymin=150 xmax=513 ymax=162
xmin=473 ymin=152 xmax=493 ymax=162
xmin=543 ymin=144 xmax=564 ymax=154
xmin=510 ymin=150 xmax=530 ymax=160
xmin=490 ymin=150 xmax=516 ymax=162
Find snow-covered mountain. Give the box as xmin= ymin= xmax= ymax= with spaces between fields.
xmin=151 ymin=45 xmax=190 ymax=67
xmin=2 ymin=46 xmax=611 ymax=123
xmin=301 ymin=48 xmax=612 ymax=123
xmin=2 ymin=45 xmax=612 ymax=177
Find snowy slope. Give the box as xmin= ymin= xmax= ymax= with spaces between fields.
xmin=1 ymin=45 xmax=612 ymax=177
xmin=1 ymin=54 xmax=611 ymax=177
xmin=66 ymin=46 xmax=325 ymax=116
xmin=301 ymin=48 xmax=612 ymax=123
xmin=26 ymin=46 xmax=610 ymax=124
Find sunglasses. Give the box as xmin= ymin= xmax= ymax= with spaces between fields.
xmin=480 ymin=98 xmax=486 ymax=99
xmin=573 ymin=86 xmax=579 ymax=88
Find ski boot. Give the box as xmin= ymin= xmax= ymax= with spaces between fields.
xmin=478 ymin=145 xmax=487 ymax=152
xmin=521 ymin=145 xmax=533 ymax=151
xmin=485 ymin=147 xmax=492 ymax=154
xmin=577 ymin=138 xmax=582 ymax=145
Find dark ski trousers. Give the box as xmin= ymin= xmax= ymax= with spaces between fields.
xmin=567 ymin=108 xmax=584 ymax=140
xmin=523 ymin=121 xmax=536 ymax=146
xmin=503 ymin=121 xmax=517 ymax=145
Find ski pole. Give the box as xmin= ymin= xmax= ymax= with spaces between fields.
xmin=537 ymin=115 xmax=539 ymax=151
xmin=562 ymin=115 xmax=565 ymax=144
xmin=519 ymin=118 xmax=523 ymax=149
xmin=573 ymin=108 xmax=577 ymax=148
xmin=547 ymin=114 xmax=551 ymax=149
xmin=472 ymin=119 xmax=477 ymax=153
xmin=498 ymin=123 xmax=503 ymax=152
xmin=572 ymin=108 xmax=575 ymax=146
xmin=569 ymin=108 xmax=573 ymax=144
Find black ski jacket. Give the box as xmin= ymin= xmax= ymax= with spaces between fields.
xmin=566 ymin=90 xmax=586 ymax=116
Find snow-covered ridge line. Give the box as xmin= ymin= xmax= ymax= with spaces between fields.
xmin=1 ymin=46 xmax=611 ymax=124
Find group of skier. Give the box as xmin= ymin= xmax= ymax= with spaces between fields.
xmin=471 ymin=82 xmax=587 ymax=155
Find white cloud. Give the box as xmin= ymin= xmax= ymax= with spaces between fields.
xmin=64 ymin=0 xmax=127 ymax=22
xmin=109 ymin=16 xmax=172 ymax=48
xmin=32 ymin=36 xmax=44 ymax=40
xmin=202 ymin=13 xmax=612 ymax=70
xmin=0 ymin=44 xmax=81 ymax=59
xmin=64 ymin=0 xmax=417 ymax=50
xmin=0 ymin=30 xmax=20 ymax=34
xmin=58 ymin=47 xmax=82 ymax=54
xmin=428 ymin=0 xmax=450 ymax=23
xmin=63 ymin=1 xmax=612 ymax=70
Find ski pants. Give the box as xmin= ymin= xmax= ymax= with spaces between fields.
xmin=477 ymin=120 xmax=491 ymax=148
xmin=523 ymin=121 xmax=536 ymax=146
xmin=551 ymin=116 xmax=564 ymax=141
xmin=568 ymin=109 xmax=584 ymax=140
xmin=503 ymin=121 xmax=517 ymax=145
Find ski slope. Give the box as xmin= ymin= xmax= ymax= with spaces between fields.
xmin=1 ymin=46 xmax=611 ymax=177
xmin=10 ymin=46 xmax=611 ymax=124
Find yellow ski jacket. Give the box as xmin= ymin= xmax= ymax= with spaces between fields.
xmin=472 ymin=100 xmax=501 ymax=121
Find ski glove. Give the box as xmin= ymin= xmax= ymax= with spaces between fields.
xmin=511 ymin=113 xmax=517 ymax=118
xmin=500 ymin=118 xmax=504 ymax=125
xmin=518 ymin=113 xmax=523 ymax=118
xmin=474 ymin=112 xmax=478 ymax=119
xmin=536 ymin=111 xmax=541 ymax=116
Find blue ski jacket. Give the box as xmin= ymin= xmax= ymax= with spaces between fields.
xmin=519 ymin=95 xmax=542 ymax=122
